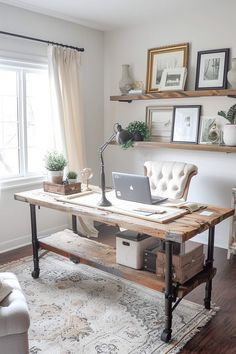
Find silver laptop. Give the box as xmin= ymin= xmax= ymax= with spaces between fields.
xmin=112 ymin=172 xmax=167 ymax=205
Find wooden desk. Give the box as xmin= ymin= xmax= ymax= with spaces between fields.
xmin=14 ymin=188 xmax=233 ymax=343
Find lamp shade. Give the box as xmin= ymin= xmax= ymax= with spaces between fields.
xmin=115 ymin=124 xmax=133 ymax=145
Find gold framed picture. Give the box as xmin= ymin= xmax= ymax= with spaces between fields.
xmin=146 ymin=43 xmax=189 ymax=93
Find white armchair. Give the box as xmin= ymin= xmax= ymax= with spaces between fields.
xmin=0 ymin=272 xmax=30 ymax=354
xmin=144 ymin=160 xmax=198 ymax=200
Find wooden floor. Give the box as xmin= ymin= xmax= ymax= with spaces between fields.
xmin=1 ymin=225 xmax=236 ymax=354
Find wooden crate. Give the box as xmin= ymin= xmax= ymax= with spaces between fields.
xmin=43 ymin=181 xmax=81 ymax=195
xmin=156 ymin=241 xmax=204 ymax=284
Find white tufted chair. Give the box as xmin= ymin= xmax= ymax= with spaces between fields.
xmin=144 ymin=161 xmax=198 ymax=201
xmin=0 ymin=273 xmax=30 ymax=354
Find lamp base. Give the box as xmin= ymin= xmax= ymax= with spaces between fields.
xmin=98 ymin=196 xmax=112 ymax=207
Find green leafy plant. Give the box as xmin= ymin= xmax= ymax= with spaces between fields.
xmin=122 ymin=120 xmax=150 ymax=149
xmin=218 ymin=104 xmax=236 ymax=124
xmin=67 ymin=171 xmax=78 ymax=179
xmin=44 ymin=151 xmax=67 ymax=171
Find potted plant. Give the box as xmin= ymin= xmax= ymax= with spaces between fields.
xmin=66 ymin=171 xmax=78 ymax=184
xmin=218 ymin=104 xmax=236 ymax=146
xmin=44 ymin=151 xmax=67 ymax=184
xmin=122 ymin=120 xmax=150 ymax=149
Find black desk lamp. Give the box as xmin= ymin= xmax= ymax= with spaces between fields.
xmin=98 ymin=123 xmax=132 ymax=207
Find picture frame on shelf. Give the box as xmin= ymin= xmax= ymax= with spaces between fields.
xmin=146 ymin=43 xmax=189 ymax=93
xmin=195 ymin=48 xmax=229 ymax=90
xmin=171 ymin=105 xmax=201 ymax=144
xmin=146 ymin=105 xmax=173 ymax=142
xmin=159 ymin=67 xmax=187 ymax=91
xmin=199 ymin=116 xmax=223 ymax=145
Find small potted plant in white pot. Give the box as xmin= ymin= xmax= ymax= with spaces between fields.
xmin=218 ymin=104 xmax=236 ymax=146
xmin=66 ymin=171 xmax=78 ymax=184
xmin=44 ymin=151 xmax=67 ymax=184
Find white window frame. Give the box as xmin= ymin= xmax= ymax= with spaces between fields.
xmin=0 ymin=57 xmax=51 ymax=190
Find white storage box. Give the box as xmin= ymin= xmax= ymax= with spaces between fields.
xmin=116 ymin=230 xmax=158 ymax=269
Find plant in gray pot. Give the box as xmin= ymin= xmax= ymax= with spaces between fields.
xmin=218 ymin=104 xmax=236 ymax=146
xmin=121 ymin=120 xmax=150 ymax=149
xmin=44 ymin=151 xmax=67 ymax=184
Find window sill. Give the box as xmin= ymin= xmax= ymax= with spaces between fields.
xmin=0 ymin=175 xmax=46 ymax=191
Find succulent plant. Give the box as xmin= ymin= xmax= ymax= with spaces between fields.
xmin=218 ymin=104 xmax=236 ymax=124
xmin=67 ymin=171 xmax=78 ymax=179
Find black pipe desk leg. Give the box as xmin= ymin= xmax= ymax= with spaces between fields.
xmin=30 ymin=204 xmax=40 ymax=279
xmin=204 ymin=226 xmax=215 ymax=309
xmin=72 ymin=215 xmax=77 ymax=233
xmin=161 ymin=240 xmax=173 ymax=343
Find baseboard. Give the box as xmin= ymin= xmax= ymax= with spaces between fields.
xmin=0 ymin=224 xmax=69 ymax=253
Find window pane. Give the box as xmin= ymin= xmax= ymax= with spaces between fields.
xmin=0 ymin=69 xmax=19 ymax=178
xmin=26 ymin=71 xmax=54 ymax=174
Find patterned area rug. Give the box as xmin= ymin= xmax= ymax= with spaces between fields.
xmin=0 ymin=254 xmax=217 ymax=354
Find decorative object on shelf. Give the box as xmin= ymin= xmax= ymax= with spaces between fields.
xmin=146 ymin=43 xmax=189 ymax=93
xmin=159 ymin=67 xmax=187 ymax=91
xmin=227 ymin=58 xmax=236 ymax=89
xmin=122 ymin=121 xmax=150 ymax=149
xmin=146 ymin=105 xmax=173 ymax=142
xmin=44 ymin=150 xmax=67 ymax=184
xmin=119 ymin=64 xmax=133 ymax=94
xmin=99 ymin=123 xmax=131 ymax=206
xmin=171 ymin=105 xmax=201 ymax=144
xmin=128 ymin=81 xmax=145 ymax=95
xmin=199 ymin=117 xmax=221 ymax=144
xmin=218 ymin=104 xmax=236 ymax=146
xmin=81 ymin=168 xmax=93 ymax=190
xmin=195 ymin=48 xmax=229 ymax=90
xmin=66 ymin=171 xmax=78 ymax=184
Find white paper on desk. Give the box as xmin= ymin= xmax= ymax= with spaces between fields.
xmin=57 ymin=191 xmax=186 ymax=223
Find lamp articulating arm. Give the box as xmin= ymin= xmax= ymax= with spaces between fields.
xmin=98 ymin=132 xmax=116 ymax=207
xmin=98 ymin=123 xmax=133 ymax=207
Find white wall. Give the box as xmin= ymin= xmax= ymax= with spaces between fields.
xmin=0 ymin=4 xmax=104 ymax=252
xmin=104 ymin=1 xmax=236 ymax=248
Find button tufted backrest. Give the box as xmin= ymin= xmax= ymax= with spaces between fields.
xmin=144 ymin=161 xmax=198 ymax=200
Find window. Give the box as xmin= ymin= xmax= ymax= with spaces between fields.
xmin=0 ymin=59 xmax=55 ymax=181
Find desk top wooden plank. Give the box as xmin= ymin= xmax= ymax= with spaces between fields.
xmin=14 ymin=189 xmax=234 ymax=243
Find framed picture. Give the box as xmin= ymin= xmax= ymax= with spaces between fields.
xmin=159 ymin=67 xmax=187 ymax=91
xmin=195 ymin=48 xmax=229 ymax=90
xmin=146 ymin=43 xmax=189 ymax=93
xmin=146 ymin=106 xmax=173 ymax=142
xmin=171 ymin=105 xmax=201 ymax=144
xmin=199 ymin=116 xmax=223 ymax=144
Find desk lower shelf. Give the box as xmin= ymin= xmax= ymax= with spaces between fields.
xmin=39 ymin=230 xmax=216 ymax=299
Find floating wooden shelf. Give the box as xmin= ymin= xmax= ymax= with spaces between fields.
xmin=109 ymin=140 xmax=236 ymax=153
xmin=110 ymin=89 xmax=236 ymax=102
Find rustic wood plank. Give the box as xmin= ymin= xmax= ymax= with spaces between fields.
xmin=110 ymin=89 xmax=236 ymax=101
xmin=14 ymin=189 xmax=234 ymax=243
xmin=39 ymin=230 xmax=165 ymax=292
xmin=39 ymin=229 xmax=215 ymax=297
xmin=109 ymin=140 xmax=236 ymax=154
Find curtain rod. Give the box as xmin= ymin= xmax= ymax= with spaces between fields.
xmin=0 ymin=30 xmax=84 ymax=52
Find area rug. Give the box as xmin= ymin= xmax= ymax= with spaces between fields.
xmin=0 ymin=253 xmax=217 ymax=354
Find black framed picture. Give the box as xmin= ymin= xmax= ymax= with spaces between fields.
xmin=195 ymin=48 xmax=229 ymax=90
xmin=171 ymin=105 xmax=201 ymax=144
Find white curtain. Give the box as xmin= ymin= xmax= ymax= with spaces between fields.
xmin=48 ymin=45 xmax=86 ymax=171
xmin=48 ymin=45 xmax=98 ymax=238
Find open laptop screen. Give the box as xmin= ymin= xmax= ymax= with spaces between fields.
xmin=112 ymin=172 xmax=167 ymax=205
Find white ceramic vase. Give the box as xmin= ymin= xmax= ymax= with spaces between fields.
xmin=47 ymin=170 xmax=63 ymax=184
xmin=223 ymin=124 xmax=236 ymax=146
xmin=119 ymin=64 xmax=133 ymax=94
xmin=227 ymin=58 xmax=236 ymax=89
